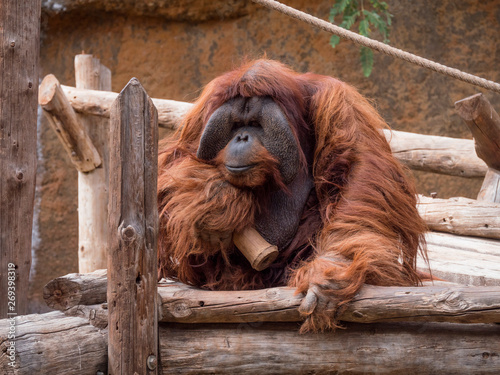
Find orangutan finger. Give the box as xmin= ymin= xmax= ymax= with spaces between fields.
xmin=298 ymin=286 xmax=319 ymax=315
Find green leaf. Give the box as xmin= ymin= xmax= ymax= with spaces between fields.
xmin=360 ymin=47 xmax=374 ymax=77
xmin=359 ymin=19 xmax=370 ymax=37
xmin=330 ymin=34 xmax=341 ymax=48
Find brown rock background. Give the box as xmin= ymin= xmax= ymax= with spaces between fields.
xmin=31 ymin=0 xmax=500 ymax=312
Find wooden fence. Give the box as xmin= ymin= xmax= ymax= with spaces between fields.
xmin=1 ymin=53 xmax=500 ymax=374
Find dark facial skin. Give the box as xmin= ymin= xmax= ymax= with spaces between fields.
xmin=197 ymin=96 xmax=314 ymax=250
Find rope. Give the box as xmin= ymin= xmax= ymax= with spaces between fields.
xmin=252 ymin=0 xmax=500 ymax=94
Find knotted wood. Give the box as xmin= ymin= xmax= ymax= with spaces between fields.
xmin=108 ymin=78 xmax=159 ymax=375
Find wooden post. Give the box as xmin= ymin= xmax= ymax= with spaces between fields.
xmin=108 ymin=78 xmax=159 ymax=375
xmin=455 ymin=93 xmax=500 ymax=203
xmin=0 ymin=0 xmax=41 ymax=318
xmin=75 ymin=54 xmax=112 ymax=273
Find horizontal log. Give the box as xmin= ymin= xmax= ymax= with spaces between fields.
xmin=417 ymin=195 xmax=500 ymax=239
xmin=43 ymin=271 xmax=500 ymax=324
xmin=160 ymin=322 xmax=500 ymax=374
xmin=53 ymin=82 xmax=487 ymax=177
xmin=158 ymin=282 xmax=500 ymax=324
xmin=382 ymin=129 xmax=487 ymax=177
xmin=0 ymin=311 xmax=108 ymax=374
xmin=420 ymin=232 xmax=500 ymax=286
xmin=2 ymin=312 xmax=499 ymax=374
xmin=43 ymin=268 xmax=107 ymax=310
xmin=61 ymin=84 xmax=192 ymax=130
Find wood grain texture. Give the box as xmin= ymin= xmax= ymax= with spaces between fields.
xmin=108 ymin=78 xmax=158 ymax=375
xmin=75 ymin=54 xmax=112 ymax=273
xmin=160 ymin=322 xmax=500 ymax=374
xmin=43 ymin=268 xmax=107 ymax=311
xmin=0 ymin=0 xmax=41 ymax=318
xmin=419 ymin=232 xmax=500 ymax=286
xmin=0 ymin=312 xmax=108 ymax=375
xmin=39 ymin=74 xmax=101 ymax=172
xmin=418 ymin=195 xmax=500 ymax=239
xmin=455 ymin=94 xmax=500 ymax=202
xmin=61 ymin=84 xmax=192 ymax=130
xmin=382 ymin=129 xmax=487 ymax=177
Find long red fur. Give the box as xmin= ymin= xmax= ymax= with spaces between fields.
xmin=157 ymin=59 xmax=428 ymax=331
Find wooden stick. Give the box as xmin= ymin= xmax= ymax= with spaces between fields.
xmin=0 ymin=0 xmax=40 ymax=318
xmin=39 ymin=74 xmax=101 ymax=172
xmin=233 ymin=227 xmax=279 ymax=271
xmin=417 ymin=195 xmax=500 ymax=239
xmin=108 ymin=78 xmax=159 ymax=375
xmin=455 ymin=93 xmax=500 ymax=202
xmin=75 ymin=54 xmax=112 ymax=273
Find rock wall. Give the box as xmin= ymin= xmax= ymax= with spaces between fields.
xmin=31 ymin=0 xmax=500 ymax=312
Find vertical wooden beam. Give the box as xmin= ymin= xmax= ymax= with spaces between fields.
xmin=75 ymin=54 xmax=112 ymax=273
xmin=108 ymin=78 xmax=159 ymax=375
xmin=455 ymin=93 xmax=500 ymax=203
xmin=0 ymin=0 xmax=41 ymax=318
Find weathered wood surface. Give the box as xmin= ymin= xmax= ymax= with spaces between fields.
xmin=108 ymin=78 xmax=159 ymax=375
xmin=419 ymin=232 xmax=500 ymax=286
xmin=75 ymin=54 xmax=111 ymax=273
xmin=158 ymin=282 xmax=500 ymax=324
xmin=39 ymin=74 xmax=101 ymax=172
xmin=160 ymin=322 xmax=500 ymax=374
xmin=61 ymin=84 xmax=192 ymax=130
xmin=56 ymin=84 xmax=487 ymax=177
xmin=418 ymin=195 xmax=500 ymax=239
xmin=0 ymin=311 xmax=108 ymax=375
xmin=455 ymin=93 xmax=500 ymax=202
xmin=382 ymin=129 xmax=487 ymax=177
xmin=42 ymin=270 xmax=500 ymax=324
xmin=2 ymin=313 xmax=499 ymax=375
xmin=0 ymin=0 xmax=41 ymax=318
xmin=43 ymin=268 xmax=107 ymax=311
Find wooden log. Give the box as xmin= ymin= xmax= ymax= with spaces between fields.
xmin=108 ymin=78 xmax=159 ymax=375
xmin=420 ymin=232 xmax=500 ymax=286
xmin=56 ymin=84 xmax=488 ymax=177
xmin=158 ymin=282 xmax=500 ymax=324
xmin=39 ymin=74 xmax=101 ymax=172
xmin=43 ymin=268 xmax=107 ymax=311
xmin=455 ymin=93 xmax=500 ymax=202
xmin=75 ymin=54 xmax=112 ymax=273
xmin=382 ymin=129 xmax=487 ymax=177
xmin=0 ymin=312 xmax=108 ymax=375
xmin=2 ymin=312 xmax=500 ymax=375
xmin=61 ymin=84 xmax=192 ymax=130
xmin=417 ymin=195 xmax=500 ymax=239
xmin=160 ymin=322 xmax=500 ymax=374
xmin=0 ymin=0 xmax=41 ymax=318
xmin=41 ymin=270 xmax=500 ymax=325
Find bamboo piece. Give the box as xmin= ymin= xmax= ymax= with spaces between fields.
xmin=417 ymin=195 xmax=500 ymax=239
xmin=39 ymin=74 xmax=101 ymax=172
xmin=108 ymin=78 xmax=159 ymax=375
xmin=455 ymin=93 xmax=500 ymax=202
xmin=233 ymin=227 xmax=279 ymax=271
xmin=75 ymin=54 xmax=111 ymax=273
xmin=0 ymin=0 xmax=41 ymax=318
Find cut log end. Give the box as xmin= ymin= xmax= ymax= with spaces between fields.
xmin=233 ymin=227 xmax=279 ymax=271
